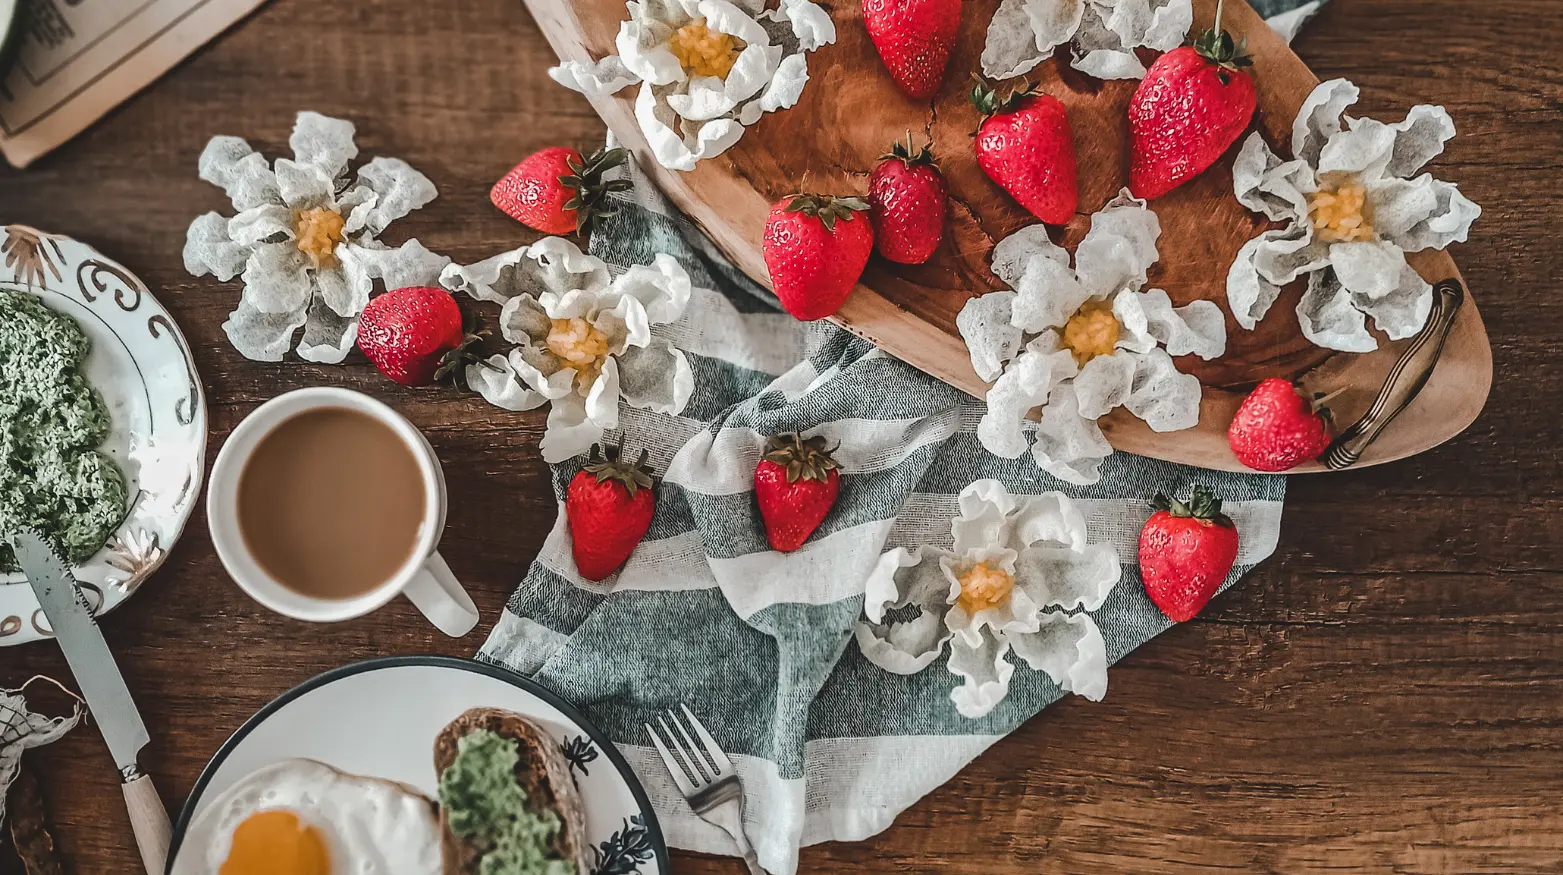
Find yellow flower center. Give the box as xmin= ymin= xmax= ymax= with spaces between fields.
xmin=546 ymin=317 xmax=612 ymax=390
xmin=956 ymin=561 xmax=1016 ymax=615
xmin=293 ymin=207 xmax=345 ymax=268
xmin=1061 ymin=299 xmax=1121 ymax=367
xmin=668 ymin=18 xmax=743 ymax=79
xmin=1308 ymin=176 xmax=1375 ymax=243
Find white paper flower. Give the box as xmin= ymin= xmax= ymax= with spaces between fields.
xmin=441 ymin=238 xmax=695 ymax=463
xmin=958 ymin=192 xmax=1226 ymax=484
xmin=183 ymin=112 xmax=449 ymax=363
xmin=550 ymin=0 xmax=836 ymax=170
xmin=1227 ymin=79 xmax=1480 ymax=353
xmin=855 ymin=480 xmax=1121 ymax=719
xmin=981 ymin=0 xmax=1192 ymax=81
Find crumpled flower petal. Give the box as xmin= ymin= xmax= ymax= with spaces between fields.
xmin=240 ymin=243 xmax=313 ymax=315
xmin=342 ymin=157 xmax=439 ymax=236
xmin=1030 ymin=389 xmax=1113 ymax=486
xmin=981 ymin=0 xmax=1190 ymax=81
xmin=957 ymin=292 xmax=1023 ymax=383
xmin=1015 ymin=542 xmax=1120 ymax=611
xmin=295 ymin=299 xmax=360 ymax=364
xmin=947 ymin=629 xmax=1015 ymax=719
xmin=183 ymin=213 xmax=250 ymax=281
xmin=198 ymin=136 xmax=280 ymax=210
xmin=1074 ymin=191 xmax=1161 ymax=297
xmin=222 ymin=300 xmax=307 ymax=362
xmin=1297 ymin=270 xmax=1375 ymax=353
xmin=615 ymin=339 xmax=695 ymax=415
xmin=467 ymin=354 xmax=548 ymax=412
xmin=976 ymin=337 xmax=1077 ymax=458
xmin=1006 ymin=611 xmax=1108 ymax=700
xmin=289 ymin=111 xmax=358 ymax=182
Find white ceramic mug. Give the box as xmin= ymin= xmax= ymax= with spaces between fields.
xmin=207 ymin=387 xmax=480 ymax=637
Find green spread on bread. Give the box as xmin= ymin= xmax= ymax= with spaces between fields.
xmin=438 ymin=728 xmax=574 ymax=875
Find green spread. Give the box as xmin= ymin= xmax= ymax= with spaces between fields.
xmin=0 ymin=289 xmax=127 ymax=571
xmin=438 ymin=729 xmax=574 ymax=875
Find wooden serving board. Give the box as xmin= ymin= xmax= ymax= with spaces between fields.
xmin=522 ymin=0 xmax=1491 ymax=473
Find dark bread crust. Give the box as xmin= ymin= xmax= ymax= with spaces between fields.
xmin=434 ymin=708 xmax=592 ymax=875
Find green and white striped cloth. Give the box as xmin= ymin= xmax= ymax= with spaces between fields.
xmin=480 ymin=6 xmax=1319 ymax=870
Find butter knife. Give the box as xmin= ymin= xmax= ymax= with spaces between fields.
xmin=12 ymin=530 xmax=170 ymax=875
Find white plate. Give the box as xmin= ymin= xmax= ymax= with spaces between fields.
xmin=0 ymin=225 xmax=207 ymax=645
xmin=171 ymin=656 xmax=669 ymax=875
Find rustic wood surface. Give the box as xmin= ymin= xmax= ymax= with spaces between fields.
xmin=0 ymin=0 xmax=1559 ymax=871
xmin=530 ymin=0 xmax=1493 ymax=474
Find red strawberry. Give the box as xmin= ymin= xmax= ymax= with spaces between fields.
xmin=862 ymin=0 xmax=962 ymax=100
xmin=762 ymin=194 xmax=874 ymax=321
xmin=357 ymin=286 xmax=480 ymax=387
xmin=490 ymin=146 xmax=631 ymax=236
xmin=1128 ymin=3 xmax=1258 ymax=200
xmin=566 ymin=443 xmax=657 ymax=581
xmin=868 ymin=136 xmax=948 ymax=264
xmin=1138 ymin=486 xmax=1241 ymax=622
xmin=971 ymin=81 xmax=1079 ymax=225
xmin=754 ymin=433 xmax=841 ymax=552
xmin=1228 ymin=378 xmax=1334 ymax=472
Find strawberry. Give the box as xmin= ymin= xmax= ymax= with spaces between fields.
xmin=862 ymin=0 xmax=962 ymax=100
xmin=868 ymin=135 xmax=948 ymax=264
xmin=565 ymin=443 xmax=657 ymax=581
xmin=1127 ymin=0 xmax=1257 ymax=200
xmin=356 ymin=286 xmax=482 ymax=387
xmin=490 ymin=146 xmax=631 ymax=237
xmin=1228 ymin=378 xmax=1335 ymax=472
xmin=762 ymin=194 xmax=874 ymax=321
xmin=971 ymin=81 xmax=1079 ymax=225
xmin=754 ymin=433 xmax=841 ymax=552
xmin=1138 ymin=486 xmax=1241 ymax=622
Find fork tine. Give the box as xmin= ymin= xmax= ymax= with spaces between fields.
xmin=658 ymin=715 xmax=712 ymax=785
xmin=645 ymin=721 xmax=698 ymax=796
xmin=666 ymin=708 xmax=719 ymax=780
xmin=679 ymin=703 xmax=734 ymax=774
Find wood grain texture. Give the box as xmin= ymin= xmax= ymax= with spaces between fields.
xmin=0 ymin=0 xmax=1560 ymax=871
xmin=527 ymin=0 xmax=1492 ymax=473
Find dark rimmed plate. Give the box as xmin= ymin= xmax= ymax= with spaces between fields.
xmin=170 ymin=656 xmax=668 ymax=875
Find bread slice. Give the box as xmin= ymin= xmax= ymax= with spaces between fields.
xmin=433 ymin=708 xmax=593 ymax=875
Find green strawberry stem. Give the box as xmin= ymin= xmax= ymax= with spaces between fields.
xmin=558 ymin=146 xmax=635 ymax=239
xmin=784 ymin=193 xmax=870 ymax=231
xmin=883 ymin=130 xmax=935 ymax=166
xmin=1150 ymin=486 xmax=1234 ymax=526
xmin=433 ymin=332 xmax=499 ymax=387
xmin=584 ymin=441 xmax=656 ymax=496
xmin=1192 ymin=0 xmax=1253 ymax=82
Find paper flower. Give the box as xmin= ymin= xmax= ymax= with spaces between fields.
xmin=440 ymin=238 xmax=695 ymax=463
xmin=855 ymin=480 xmax=1121 ymax=719
xmin=982 ymin=0 xmax=1192 ymax=81
xmin=1227 ymin=79 xmax=1480 ymax=352
xmin=183 ymin=112 xmax=449 ymax=363
xmin=958 ymin=192 xmax=1226 ymax=484
xmin=549 ymin=0 xmax=836 ymax=171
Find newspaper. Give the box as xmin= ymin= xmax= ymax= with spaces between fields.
xmin=0 ymin=0 xmax=267 ymax=168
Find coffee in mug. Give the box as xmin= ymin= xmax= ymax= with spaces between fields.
xmin=237 ymin=406 xmax=427 ymax=601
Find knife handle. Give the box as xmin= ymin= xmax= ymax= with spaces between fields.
xmin=121 ymin=770 xmax=170 ymax=875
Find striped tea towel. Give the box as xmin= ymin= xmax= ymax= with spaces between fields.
xmin=479 ymin=6 xmax=1321 ymax=871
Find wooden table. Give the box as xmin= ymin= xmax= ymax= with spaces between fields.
xmin=2 ymin=0 xmax=1560 ymax=871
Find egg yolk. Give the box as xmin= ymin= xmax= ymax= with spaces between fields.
xmin=220 ymin=810 xmax=330 ymax=875
xmin=546 ymin=316 xmax=612 ymax=390
xmin=1308 ymin=175 xmax=1375 ymax=243
xmin=957 ymin=561 xmax=1016 ymax=614
xmin=1061 ymin=299 xmax=1121 ymax=367
xmin=293 ymin=207 xmax=345 ymax=269
xmin=668 ymin=19 xmax=743 ymax=79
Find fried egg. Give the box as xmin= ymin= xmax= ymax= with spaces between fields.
xmin=171 ymin=759 xmax=441 ymax=875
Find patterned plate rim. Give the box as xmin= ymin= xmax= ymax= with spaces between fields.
xmin=167 ymin=655 xmax=671 ymax=874
xmin=0 ymin=224 xmax=208 ymax=645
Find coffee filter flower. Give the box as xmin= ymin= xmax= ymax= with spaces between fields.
xmin=183 ymin=112 xmax=448 ymax=363
xmin=441 ymin=237 xmax=695 ymax=462
xmin=855 ymin=480 xmax=1121 ymax=719
xmin=958 ymin=193 xmax=1226 ymax=484
xmin=982 ymin=0 xmax=1192 ymax=81
xmin=1227 ymin=78 xmax=1480 ymax=352
xmin=551 ymin=0 xmax=835 ymax=170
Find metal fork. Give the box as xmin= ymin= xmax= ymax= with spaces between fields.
xmin=646 ymin=704 xmax=766 ymax=875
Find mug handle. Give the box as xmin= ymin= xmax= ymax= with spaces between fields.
xmin=403 ymin=551 xmax=480 ymax=637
